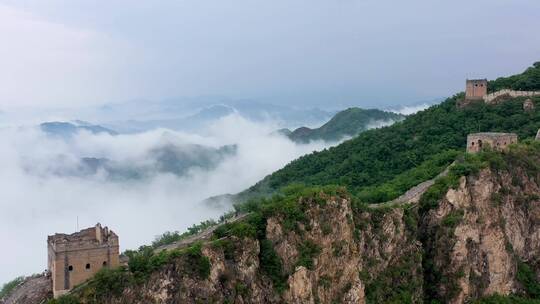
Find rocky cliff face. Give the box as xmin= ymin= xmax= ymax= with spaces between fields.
xmin=70 ymin=195 xmax=422 ymax=304
xmin=422 ymin=166 xmax=540 ymax=303
xmin=0 ymin=273 xmax=52 ymax=304
xmin=52 ymin=146 xmax=540 ymax=304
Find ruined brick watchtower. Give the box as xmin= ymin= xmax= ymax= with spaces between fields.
xmin=47 ymin=223 xmax=119 ymax=298
xmin=466 ymin=79 xmax=488 ymax=100
xmin=467 ymin=132 xmax=518 ymax=153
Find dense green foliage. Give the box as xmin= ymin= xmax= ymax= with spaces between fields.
xmin=240 ymin=93 xmax=540 ymax=204
xmin=90 ymin=267 xmax=132 ymax=299
xmin=0 ymin=276 xmax=24 ymax=299
xmin=473 ymin=295 xmax=540 ymax=304
xmin=47 ymin=295 xmax=81 ymax=304
xmin=287 ymin=107 xmax=404 ymax=143
xmin=365 ymin=251 xmax=423 ymax=304
xmin=488 ymin=62 xmax=540 ymax=93
xmin=357 ymin=149 xmax=460 ymax=203
xmin=124 ymin=243 xmax=210 ymax=282
xmin=183 ymin=243 xmax=212 ymax=278
xmin=259 ymin=239 xmax=287 ymax=293
xmin=152 ymin=212 xmax=235 ymax=248
xmin=418 ymin=151 xmax=490 ymax=213
xmin=296 ymin=240 xmax=321 ymax=270
xmin=517 ymin=261 xmax=540 ymax=298
xmin=124 ymin=246 xmax=176 ymax=282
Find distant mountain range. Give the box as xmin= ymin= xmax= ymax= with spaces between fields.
xmin=37 ymin=120 xmax=237 ymax=179
xmin=39 ymin=143 xmax=237 ymax=180
xmin=77 ymin=143 xmax=237 ymax=180
xmin=279 ymin=107 xmax=405 ymax=143
xmin=99 ymin=99 xmax=334 ymax=133
xmin=40 ymin=121 xmax=117 ymax=137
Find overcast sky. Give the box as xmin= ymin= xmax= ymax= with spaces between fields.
xmin=0 ymin=0 xmax=539 ymax=110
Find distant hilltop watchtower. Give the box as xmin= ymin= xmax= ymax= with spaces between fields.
xmin=47 ymin=223 xmax=119 ymax=298
xmin=467 ymin=132 xmax=517 ymax=153
xmin=466 ymin=79 xmax=488 ymax=100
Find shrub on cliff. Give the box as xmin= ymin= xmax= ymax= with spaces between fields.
xmin=0 ymin=276 xmax=24 ymax=299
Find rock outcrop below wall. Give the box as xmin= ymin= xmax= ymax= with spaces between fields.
xmin=0 ymin=274 xmax=52 ymax=304
xmin=422 ymin=166 xmax=540 ymax=303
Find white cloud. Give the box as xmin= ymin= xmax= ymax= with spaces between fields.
xmin=390 ymin=103 xmax=431 ymax=115
xmin=0 ymin=114 xmax=331 ymax=283
xmin=366 ymin=119 xmax=399 ymax=130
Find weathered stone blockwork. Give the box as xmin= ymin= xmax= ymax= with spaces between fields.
xmin=484 ymin=89 xmax=540 ymax=104
xmin=466 ymin=133 xmax=517 ymax=153
xmin=465 ymin=79 xmax=488 ymax=100
xmin=47 ymin=223 xmax=119 ymax=298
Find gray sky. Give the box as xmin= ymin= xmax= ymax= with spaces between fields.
xmin=0 ymin=0 xmax=539 ymax=110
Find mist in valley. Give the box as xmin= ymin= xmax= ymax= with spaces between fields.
xmin=0 ymin=113 xmax=332 ymax=283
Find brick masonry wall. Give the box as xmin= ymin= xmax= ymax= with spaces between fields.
xmin=484 ymin=89 xmax=540 ymax=103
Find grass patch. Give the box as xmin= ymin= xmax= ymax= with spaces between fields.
xmin=473 ymin=294 xmax=540 ymax=304
xmin=517 ymin=261 xmax=540 ymax=298
xmin=259 ymin=239 xmax=287 ymax=293
xmin=47 ymin=295 xmax=81 ymax=304
xmin=296 ymin=240 xmax=321 ymax=270
xmin=441 ymin=209 xmax=465 ymax=228
xmin=357 ymin=150 xmax=460 ymax=204
xmin=365 ymin=251 xmax=423 ymax=304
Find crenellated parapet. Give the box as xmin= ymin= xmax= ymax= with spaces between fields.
xmin=47 ymin=223 xmax=120 ymax=298
xmin=484 ymin=89 xmax=540 ymax=104
xmin=466 ymin=132 xmax=518 ymax=153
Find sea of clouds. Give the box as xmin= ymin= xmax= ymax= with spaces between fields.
xmin=0 ymin=114 xmax=331 ymax=283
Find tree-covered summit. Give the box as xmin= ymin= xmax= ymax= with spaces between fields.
xmin=285 ymin=107 xmax=404 ymax=143
xmin=488 ymin=62 xmax=540 ymax=92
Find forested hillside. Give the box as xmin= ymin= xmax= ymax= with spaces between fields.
xmin=240 ymin=90 xmax=540 ymax=204
xmin=488 ymin=62 xmax=540 ymax=92
xmin=285 ymin=108 xmax=404 ymax=143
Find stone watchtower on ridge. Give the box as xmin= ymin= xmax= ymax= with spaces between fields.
xmin=47 ymin=223 xmax=119 ymax=298
xmin=467 ymin=132 xmax=518 ymax=153
xmin=466 ymin=79 xmax=488 ymax=100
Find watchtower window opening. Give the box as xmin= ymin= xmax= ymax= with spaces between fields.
xmin=86 ymin=263 xmax=91 ymax=270
xmin=68 ymin=265 xmax=73 ymax=271
xmin=478 ymin=140 xmax=483 ymax=148
xmin=102 ymin=261 xmax=108 ymax=267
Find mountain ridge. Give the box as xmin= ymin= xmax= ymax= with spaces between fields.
xmin=281 ymin=107 xmax=405 ymax=143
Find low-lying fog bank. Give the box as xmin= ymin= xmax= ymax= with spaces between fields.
xmin=0 ymin=114 xmax=332 ymax=283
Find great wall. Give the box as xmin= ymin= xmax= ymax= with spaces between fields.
xmin=460 ymin=79 xmax=540 ymax=109
xmin=484 ymin=89 xmax=540 ymax=103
